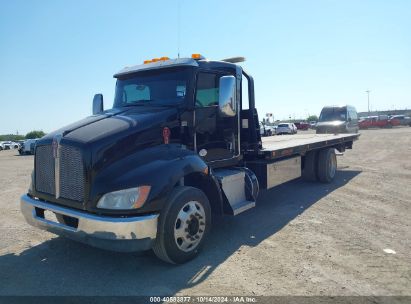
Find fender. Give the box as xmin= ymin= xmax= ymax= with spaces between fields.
xmin=89 ymin=144 xmax=223 ymax=215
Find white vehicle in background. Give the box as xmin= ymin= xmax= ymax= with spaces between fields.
xmin=276 ymin=123 xmax=297 ymax=135
xmin=0 ymin=141 xmax=12 ymax=151
xmin=266 ymin=125 xmax=277 ymax=135
xmin=19 ymin=139 xmax=38 ymax=155
xmin=259 ymin=123 xmax=273 ymax=136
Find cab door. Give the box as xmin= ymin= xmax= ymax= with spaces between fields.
xmin=194 ymin=71 xmax=239 ymax=163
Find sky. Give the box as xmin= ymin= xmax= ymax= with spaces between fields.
xmin=0 ymin=0 xmax=410 ymax=134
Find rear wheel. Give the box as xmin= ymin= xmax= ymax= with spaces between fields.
xmin=317 ymin=148 xmax=337 ymax=183
xmin=302 ymin=151 xmax=318 ymax=181
xmin=153 ymin=186 xmax=211 ymax=264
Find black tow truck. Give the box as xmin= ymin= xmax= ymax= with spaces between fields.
xmin=21 ymin=54 xmax=359 ymax=264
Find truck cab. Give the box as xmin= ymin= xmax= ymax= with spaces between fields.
xmin=20 ymin=54 xmax=358 ymax=264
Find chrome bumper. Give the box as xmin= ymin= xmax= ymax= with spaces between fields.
xmin=20 ymin=194 xmax=159 ymax=252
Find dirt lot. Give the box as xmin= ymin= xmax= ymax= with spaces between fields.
xmin=0 ymin=128 xmax=410 ymax=296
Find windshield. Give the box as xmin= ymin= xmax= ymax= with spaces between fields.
xmin=113 ymin=68 xmax=191 ymax=108
xmin=278 ymin=124 xmax=288 ymax=128
xmin=319 ymin=107 xmax=347 ymax=122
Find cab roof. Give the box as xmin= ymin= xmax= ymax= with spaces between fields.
xmin=113 ymin=58 xmax=199 ymax=78
xmin=114 ymin=56 xmax=240 ymax=78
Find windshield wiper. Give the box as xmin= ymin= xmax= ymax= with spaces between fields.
xmin=148 ymin=102 xmax=177 ymax=108
xmin=121 ymin=100 xmax=179 ymax=108
xmin=121 ymin=100 xmax=155 ymax=107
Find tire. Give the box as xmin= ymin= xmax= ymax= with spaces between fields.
xmin=153 ymin=186 xmax=211 ymax=264
xmin=302 ymin=151 xmax=318 ymax=181
xmin=317 ymin=148 xmax=337 ymax=183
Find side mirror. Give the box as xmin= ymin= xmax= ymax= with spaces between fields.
xmin=218 ymin=76 xmax=236 ymax=117
xmin=92 ymin=94 xmax=104 ymax=115
xmin=348 ymin=117 xmax=352 ymax=122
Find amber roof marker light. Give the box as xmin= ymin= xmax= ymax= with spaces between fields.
xmin=191 ymin=53 xmax=205 ymax=60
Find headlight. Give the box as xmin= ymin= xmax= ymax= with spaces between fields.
xmin=97 ymin=186 xmax=151 ymax=210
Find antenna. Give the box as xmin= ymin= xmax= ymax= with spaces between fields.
xmin=177 ymin=1 xmax=181 ymax=58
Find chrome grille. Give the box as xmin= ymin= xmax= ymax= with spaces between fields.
xmin=59 ymin=145 xmax=84 ymax=202
xmin=35 ymin=145 xmax=55 ymax=196
xmin=35 ymin=144 xmax=85 ymax=202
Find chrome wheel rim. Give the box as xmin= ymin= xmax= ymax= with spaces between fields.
xmin=329 ymin=153 xmax=337 ymax=177
xmin=174 ymin=200 xmax=206 ymax=252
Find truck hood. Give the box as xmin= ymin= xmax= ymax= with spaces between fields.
xmin=41 ymin=106 xmax=180 ymax=167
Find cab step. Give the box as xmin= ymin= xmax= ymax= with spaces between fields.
xmin=230 ymin=200 xmax=256 ymax=216
xmin=213 ymin=168 xmax=256 ymax=216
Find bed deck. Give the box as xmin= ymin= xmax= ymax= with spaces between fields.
xmin=259 ymin=133 xmax=359 ymax=160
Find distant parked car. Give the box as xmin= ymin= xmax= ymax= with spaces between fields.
xmin=266 ymin=125 xmax=277 ymax=135
xmin=389 ymin=115 xmax=411 ymax=126
xmin=0 ymin=141 xmax=12 ymax=150
xmin=276 ymin=123 xmax=297 ymax=135
xmin=309 ymin=121 xmax=317 ymax=129
xmin=316 ymin=105 xmax=359 ymax=134
xmin=294 ymin=122 xmax=310 ymax=130
xmin=19 ymin=139 xmax=38 ymax=155
xmin=359 ymin=115 xmax=400 ymax=129
xmin=269 ymin=125 xmax=277 ymax=134
xmin=259 ymin=123 xmax=271 ymax=136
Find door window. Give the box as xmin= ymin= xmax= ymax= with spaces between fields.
xmin=195 ymin=73 xmax=219 ymax=107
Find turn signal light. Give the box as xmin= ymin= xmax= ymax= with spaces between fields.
xmin=133 ymin=185 xmax=151 ymax=208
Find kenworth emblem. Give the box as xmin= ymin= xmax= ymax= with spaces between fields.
xmin=52 ymin=134 xmax=62 ymax=198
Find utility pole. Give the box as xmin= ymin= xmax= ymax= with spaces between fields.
xmin=366 ymin=90 xmax=370 ymax=115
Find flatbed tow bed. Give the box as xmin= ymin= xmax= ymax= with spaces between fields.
xmin=259 ymin=133 xmax=359 ymax=160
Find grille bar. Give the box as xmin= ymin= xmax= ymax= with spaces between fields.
xmin=35 ymin=145 xmax=55 ymax=196
xmin=35 ymin=144 xmax=85 ymax=202
xmin=59 ymin=145 xmax=85 ymax=202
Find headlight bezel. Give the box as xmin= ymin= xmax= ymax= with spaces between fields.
xmin=96 ymin=185 xmax=151 ymax=210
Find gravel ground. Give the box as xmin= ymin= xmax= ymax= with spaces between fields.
xmin=0 ymin=127 xmax=410 ymax=296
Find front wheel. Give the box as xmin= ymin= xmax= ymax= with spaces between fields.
xmin=153 ymin=186 xmax=211 ymax=264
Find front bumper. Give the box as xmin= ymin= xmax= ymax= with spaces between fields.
xmin=20 ymin=194 xmax=159 ymax=252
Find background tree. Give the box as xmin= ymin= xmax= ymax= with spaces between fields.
xmin=0 ymin=134 xmax=25 ymax=141
xmin=25 ymin=130 xmax=46 ymax=139
xmin=307 ymin=115 xmax=318 ymax=122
